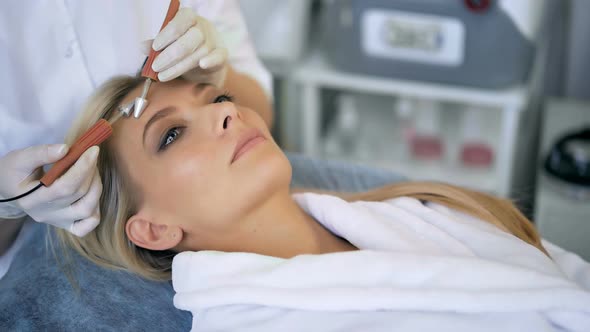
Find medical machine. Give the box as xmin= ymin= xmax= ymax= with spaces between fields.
xmin=321 ymin=0 xmax=548 ymax=88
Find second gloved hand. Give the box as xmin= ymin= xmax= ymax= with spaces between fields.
xmin=147 ymin=8 xmax=228 ymax=88
xmin=0 ymin=144 xmax=102 ymax=237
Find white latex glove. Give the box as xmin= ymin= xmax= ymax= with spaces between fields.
xmin=0 ymin=144 xmax=102 ymax=237
xmin=147 ymin=8 xmax=228 ymax=87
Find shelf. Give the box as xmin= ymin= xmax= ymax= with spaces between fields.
xmin=292 ymin=52 xmax=529 ymax=109
xmin=285 ymin=50 xmax=538 ymax=198
xmin=325 ymin=155 xmax=498 ymax=194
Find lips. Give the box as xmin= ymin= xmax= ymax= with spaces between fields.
xmin=231 ymin=128 xmax=266 ymax=163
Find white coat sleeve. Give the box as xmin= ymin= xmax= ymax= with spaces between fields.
xmin=186 ymin=0 xmax=273 ymax=98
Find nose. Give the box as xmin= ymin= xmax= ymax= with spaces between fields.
xmin=215 ymin=102 xmax=241 ymax=135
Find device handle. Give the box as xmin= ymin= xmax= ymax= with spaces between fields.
xmin=141 ymin=0 xmax=181 ymax=81
xmin=40 ymin=119 xmax=112 ymax=187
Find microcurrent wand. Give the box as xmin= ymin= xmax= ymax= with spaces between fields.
xmin=0 ymin=0 xmax=180 ymax=203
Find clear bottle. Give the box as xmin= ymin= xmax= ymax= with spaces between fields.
xmin=336 ymin=94 xmax=360 ymax=158
xmin=394 ymin=97 xmax=416 ymax=160
xmin=460 ymin=105 xmax=495 ymax=168
xmin=411 ymin=99 xmax=444 ymax=161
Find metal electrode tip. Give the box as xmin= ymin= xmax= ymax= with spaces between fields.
xmin=133 ymin=79 xmax=152 ymax=119
xmin=118 ymin=100 xmax=135 ymax=117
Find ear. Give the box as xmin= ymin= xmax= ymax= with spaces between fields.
xmin=126 ymin=214 xmax=183 ymax=251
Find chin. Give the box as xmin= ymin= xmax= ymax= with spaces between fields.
xmin=253 ymin=141 xmax=291 ymax=188
xmin=201 ymin=143 xmax=290 ymax=229
xmin=234 ymin=141 xmax=292 ymax=206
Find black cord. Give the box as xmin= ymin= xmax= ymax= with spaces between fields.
xmin=0 ymin=183 xmax=43 ymax=203
xmin=137 ymin=56 xmax=149 ymax=76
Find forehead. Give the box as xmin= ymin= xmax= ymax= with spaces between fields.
xmin=109 ymin=80 xmax=197 ymax=148
xmin=115 ymin=79 xmax=212 ymax=128
xmin=119 ymin=79 xmax=195 ymax=111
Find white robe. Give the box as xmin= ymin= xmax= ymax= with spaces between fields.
xmin=172 ymin=193 xmax=590 ymax=332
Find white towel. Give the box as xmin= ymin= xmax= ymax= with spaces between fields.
xmin=172 ymin=193 xmax=590 ymax=332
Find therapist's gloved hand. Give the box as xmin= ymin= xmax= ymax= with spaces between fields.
xmin=145 ymin=8 xmax=228 ymax=88
xmin=0 ymin=144 xmax=102 ymax=237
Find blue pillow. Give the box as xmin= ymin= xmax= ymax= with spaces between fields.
xmin=0 ymin=223 xmax=188 ymax=331
xmin=0 ymin=154 xmax=405 ymax=331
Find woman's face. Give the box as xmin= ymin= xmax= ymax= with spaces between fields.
xmin=111 ymin=79 xmax=291 ymax=251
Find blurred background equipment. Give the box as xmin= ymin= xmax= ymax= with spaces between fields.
xmin=536 ymin=99 xmax=590 ymax=261
xmin=283 ymin=0 xmax=554 ymax=199
xmin=321 ymin=0 xmax=545 ymax=88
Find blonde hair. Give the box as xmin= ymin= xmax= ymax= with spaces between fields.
xmin=55 ymin=76 xmax=548 ymax=282
xmin=55 ymin=76 xmax=176 ymax=281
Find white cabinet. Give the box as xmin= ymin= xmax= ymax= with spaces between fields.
xmin=287 ymin=51 xmax=540 ymax=197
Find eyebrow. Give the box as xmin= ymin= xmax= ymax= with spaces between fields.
xmin=194 ymin=82 xmax=213 ymax=95
xmin=143 ymin=106 xmax=178 ymax=146
xmin=141 ymin=83 xmax=214 ymax=146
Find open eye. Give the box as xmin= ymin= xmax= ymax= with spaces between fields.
xmin=213 ymin=93 xmax=234 ymax=104
xmin=159 ymin=127 xmax=183 ymax=151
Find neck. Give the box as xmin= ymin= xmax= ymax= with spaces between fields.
xmin=226 ymin=190 xmax=357 ymax=258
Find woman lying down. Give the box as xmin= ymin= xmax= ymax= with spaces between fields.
xmin=56 ymin=76 xmax=590 ymax=332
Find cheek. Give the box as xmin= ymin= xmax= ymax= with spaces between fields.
xmin=242 ymin=108 xmax=270 ymax=134
xmin=144 ymin=138 xmax=232 ymax=225
xmin=156 ymin=144 xmax=221 ymax=194
xmin=172 ymin=146 xmax=216 ymax=178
